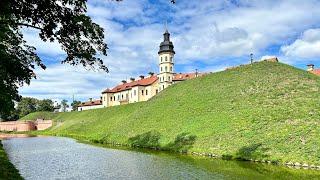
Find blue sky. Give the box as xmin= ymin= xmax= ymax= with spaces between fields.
xmin=19 ymin=0 xmax=320 ymax=104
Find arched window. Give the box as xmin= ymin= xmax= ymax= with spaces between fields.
xmin=165 ymin=56 xmax=167 ymax=61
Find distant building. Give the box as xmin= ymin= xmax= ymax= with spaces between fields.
xmin=307 ymin=64 xmax=320 ymax=76
xmin=77 ymin=98 xmax=103 ymax=111
xmin=99 ymin=29 xmax=205 ymax=108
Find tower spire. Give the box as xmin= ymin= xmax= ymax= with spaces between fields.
xmin=165 ymin=20 xmax=168 ymax=31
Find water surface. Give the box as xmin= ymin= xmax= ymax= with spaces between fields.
xmin=2 ymin=136 xmax=320 ymax=180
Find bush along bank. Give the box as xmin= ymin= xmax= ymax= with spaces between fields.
xmin=0 ymin=140 xmax=23 ymax=180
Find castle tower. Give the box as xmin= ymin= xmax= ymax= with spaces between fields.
xmin=158 ymin=29 xmax=175 ymax=91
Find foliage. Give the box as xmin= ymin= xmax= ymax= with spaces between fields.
xmin=71 ymin=100 xmax=81 ymax=111
xmin=61 ymin=99 xmax=69 ymax=112
xmin=0 ymin=141 xmax=23 ymax=180
xmin=0 ymin=0 xmax=109 ymax=119
xmin=16 ymin=97 xmax=38 ymax=118
xmin=37 ymin=99 xmax=54 ymax=112
xmin=21 ymin=55 xmax=320 ymax=164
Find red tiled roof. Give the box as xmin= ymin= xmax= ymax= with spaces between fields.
xmin=78 ymin=100 xmax=102 ymax=107
xmin=312 ymin=69 xmax=320 ymax=76
xmin=102 ymin=75 xmax=158 ymax=93
xmin=173 ymin=73 xmax=205 ymax=81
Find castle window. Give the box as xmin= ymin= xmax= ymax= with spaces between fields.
xmin=165 ymin=56 xmax=167 ymax=61
xmin=114 ymin=96 xmax=115 ymax=101
xmin=161 ymin=57 xmax=162 ymax=62
xmin=141 ymin=90 xmax=144 ymax=95
xmin=146 ymin=90 xmax=148 ymax=95
xmin=161 ymin=67 xmax=163 ymax=72
xmin=110 ymin=97 xmax=112 ymax=101
xmin=168 ymin=76 xmax=170 ymax=81
xmin=134 ymin=90 xmax=136 ymax=96
xmin=170 ymin=57 xmax=173 ymax=62
xmin=170 ymin=67 xmax=172 ymax=71
xmin=121 ymin=94 xmax=123 ymax=99
xmin=165 ymin=66 xmax=167 ymax=72
xmin=117 ymin=95 xmax=120 ymax=101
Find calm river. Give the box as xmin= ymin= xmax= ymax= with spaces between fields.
xmin=2 ymin=136 xmax=320 ymax=180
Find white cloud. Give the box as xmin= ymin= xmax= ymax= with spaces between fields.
xmin=281 ymin=28 xmax=320 ymax=58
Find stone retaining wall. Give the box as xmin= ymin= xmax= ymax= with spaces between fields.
xmin=0 ymin=120 xmax=53 ymax=132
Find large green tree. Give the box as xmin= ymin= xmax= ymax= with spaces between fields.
xmin=37 ymin=99 xmax=54 ymax=112
xmin=0 ymin=0 xmax=110 ymax=119
xmin=71 ymin=100 xmax=81 ymax=111
xmin=16 ymin=97 xmax=38 ymax=118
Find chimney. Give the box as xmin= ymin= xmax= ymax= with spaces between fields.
xmin=89 ymin=98 xmax=92 ymax=102
xmin=307 ymin=64 xmax=315 ymax=72
xmin=139 ymin=75 xmax=145 ymax=80
xmin=130 ymin=77 xmax=135 ymax=82
xmin=148 ymin=72 xmax=154 ymax=77
xmin=121 ymin=80 xmax=127 ymax=84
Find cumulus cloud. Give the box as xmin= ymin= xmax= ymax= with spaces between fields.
xmin=281 ymin=28 xmax=320 ymax=58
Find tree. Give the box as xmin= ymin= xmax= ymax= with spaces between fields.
xmin=61 ymin=99 xmax=69 ymax=112
xmin=16 ymin=97 xmax=38 ymax=118
xmin=37 ymin=99 xmax=54 ymax=112
xmin=71 ymin=100 xmax=81 ymax=111
xmin=0 ymin=0 xmax=110 ymax=119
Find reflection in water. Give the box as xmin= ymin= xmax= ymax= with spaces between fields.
xmin=2 ymin=137 xmax=320 ymax=180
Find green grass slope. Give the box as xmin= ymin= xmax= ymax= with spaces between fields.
xmin=0 ymin=141 xmax=23 ymax=180
xmin=23 ymin=62 xmax=320 ymax=165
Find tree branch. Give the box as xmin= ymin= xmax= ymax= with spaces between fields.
xmin=16 ymin=23 xmax=43 ymax=30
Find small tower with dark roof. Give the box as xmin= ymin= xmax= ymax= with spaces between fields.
xmin=158 ymin=28 xmax=175 ymax=91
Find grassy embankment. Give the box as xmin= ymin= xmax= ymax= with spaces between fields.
xmin=21 ymin=61 xmax=320 ymax=165
xmin=0 ymin=140 xmax=23 ymax=180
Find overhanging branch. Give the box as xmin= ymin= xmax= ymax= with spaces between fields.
xmin=16 ymin=23 xmax=43 ymax=30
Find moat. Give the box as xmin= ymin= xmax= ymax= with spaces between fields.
xmin=2 ymin=136 xmax=320 ymax=180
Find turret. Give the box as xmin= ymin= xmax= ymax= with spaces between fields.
xmin=158 ymin=29 xmax=175 ymax=91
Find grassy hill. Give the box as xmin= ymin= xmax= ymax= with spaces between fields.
xmin=22 ymin=61 xmax=320 ymax=165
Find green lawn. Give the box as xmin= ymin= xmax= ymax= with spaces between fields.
xmin=0 ymin=140 xmax=23 ymax=180
xmin=22 ymin=61 xmax=320 ymax=165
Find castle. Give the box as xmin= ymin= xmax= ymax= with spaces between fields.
xmin=78 ymin=29 xmax=204 ymax=111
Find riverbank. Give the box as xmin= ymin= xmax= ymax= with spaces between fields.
xmin=0 ymin=140 xmax=23 ymax=180
xmin=4 ymin=136 xmax=320 ymax=179
xmin=22 ymin=62 xmax=320 ymax=167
